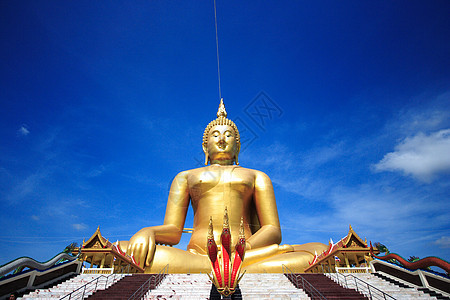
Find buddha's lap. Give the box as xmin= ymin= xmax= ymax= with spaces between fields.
xmin=144 ymin=242 xmax=328 ymax=273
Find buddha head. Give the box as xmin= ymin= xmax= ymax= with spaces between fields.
xmin=202 ymin=99 xmax=241 ymax=165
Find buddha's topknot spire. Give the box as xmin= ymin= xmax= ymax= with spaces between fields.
xmin=217 ymin=98 xmax=227 ymax=118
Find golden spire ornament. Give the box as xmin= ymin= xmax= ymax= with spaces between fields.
xmin=217 ymin=98 xmax=227 ymax=118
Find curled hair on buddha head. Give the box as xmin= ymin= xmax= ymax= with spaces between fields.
xmin=202 ymin=99 xmax=241 ymax=165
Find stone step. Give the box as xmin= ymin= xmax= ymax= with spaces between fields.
xmin=326 ymin=272 xmax=437 ymax=299
xmin=19 ymin=274 xmax=127 ymax=299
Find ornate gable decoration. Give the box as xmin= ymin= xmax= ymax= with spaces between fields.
xmin=343 ymin=225 xmax=367 ymax=248
xmin=82 ymin=226 xmax=110 ymax=249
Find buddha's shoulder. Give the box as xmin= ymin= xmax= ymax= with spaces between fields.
xmin=180 ymin=165 xmax=269 ymax=178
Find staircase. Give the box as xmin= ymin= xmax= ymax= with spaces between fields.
xmin=373 ymin=272 xmax=450 ymax=299
xmin=328 ymin=272 xmax=436 ymax=299
xmin=20 ymin=274 xmax=125 ymax=299
xmin=238 ymin=273 xmax=309 ymax=299
xmin=145 ymin=273 xmax=309 ymax=299
xmin=373 ymin=272 xmax=412 ymax=288
xmin=19 ymin=271 xmax=449 ymax=299
xmin=144 ymin=274 xmax=212 ymax=299
xmin=418 ymin=287 xmax=450 ymax=300
xmin=290 ymin=273 xmax=368 ymax=299
xmin=87 ymin=274 xmax=155 ymax=300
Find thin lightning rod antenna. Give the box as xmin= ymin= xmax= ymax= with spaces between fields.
xmin=214 ymin=0 xmax=222 ymax=100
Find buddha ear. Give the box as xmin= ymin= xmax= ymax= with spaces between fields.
xmin=202 ymin=144 xmax=209 ymax=165
xmin=235 ymin=143 xmax=241 ymax=165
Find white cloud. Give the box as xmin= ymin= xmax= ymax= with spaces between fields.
xmin=434 ymin=236 xmax=450 ymax=249
xmin=374 ymin=129 xmax=450 ymax=182
xmin=72 ymin=223 xmax=88 ymax=231
xmin=17 ymin=125 xmax=30 ymax=136
xmin=31 ymin=215 xmax=40 ymax=221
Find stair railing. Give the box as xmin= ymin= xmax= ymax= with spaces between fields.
xmin=331 ymin=272 xmax=396 ymax=300
xmin=118 ymin=264 xmax=131 ymax=274
xmin=282 ymin=264 xmax=327 ymax=300
xmin=60 ymin=273 xmax=124 ymax=300
xmin=127 ymin=264 xmax=169 ymax=300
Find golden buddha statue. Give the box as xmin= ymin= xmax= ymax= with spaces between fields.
xmin=119 ymin=100 xmax=327 ymax=273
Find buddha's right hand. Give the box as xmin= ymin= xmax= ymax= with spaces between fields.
xmin=126 ymin=227 xmax=156 ymax=268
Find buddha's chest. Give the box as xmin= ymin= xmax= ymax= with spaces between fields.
xmin=187 ymin=168 xmax=254 ymax=201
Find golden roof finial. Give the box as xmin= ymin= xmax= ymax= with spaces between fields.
xmin=208 ymin=216 xmax=214 ymax=239
xmin=217 ymin=98 xmax=227 ymax=118
xmin=223 ymin=206 xmax=230 ymax=228
xmin=239 ymin=217 xmax=245 ymax=238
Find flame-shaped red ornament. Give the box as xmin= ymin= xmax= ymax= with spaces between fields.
xmin=221 ymin=207 xmax=231 ymax=288
xmin=230 ymin=218 xmax=245 ymax=288
xmin=207 ymin=217 xmax=223 ymax=287
xmin=207 ymin=208 xmax=246 ymax=297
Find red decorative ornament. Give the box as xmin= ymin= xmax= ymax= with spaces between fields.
xmin=207 ymin=208 xmax=246 ymax=297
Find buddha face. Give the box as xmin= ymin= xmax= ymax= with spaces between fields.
xmin=206 ymin=125 xmax=239 ymax=165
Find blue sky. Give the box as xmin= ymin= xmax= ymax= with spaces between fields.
xmin=1 ymin=1 xmax=449 ymax=266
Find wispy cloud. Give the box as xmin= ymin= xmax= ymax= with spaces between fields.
xmin=385 ymin=91 xmax=450 ymax=137
xmin=72 ymin=223 xmax=88 ymax=231
xmin=301 ymin=142 xmax=345 ymax=170
xmin=273 ymin=176 xmax=331 ymax=200
xmin=86 ymin=165 xmax=106 ymax=178
xmin=246 ymin=141 xmax=345 ymax=172
xmin=6 ymin=169 xmax=50 ymax=204
xmin=31 ymin=215 xmax=40 ymax=221
xmin=433 ymin=236 xmax=450 ymax=249
xmin=17 ymin=124 xmax=30 ymax=136
xmin=374 ymin=129 xmax=450 ymax=182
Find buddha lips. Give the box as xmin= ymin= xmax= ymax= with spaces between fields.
xmin=207 ymin=210 xmax=246 ymax=297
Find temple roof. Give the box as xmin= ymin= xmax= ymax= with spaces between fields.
xmin=82 ymin=226 xmax=112 ymax=249
xmin=79 ymin=226 xmax=144 ymax=273
xmin=306 ymin=225 xmax=371 ymax=270
xmin=342 ymin=224 xmax=367 ymax=248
